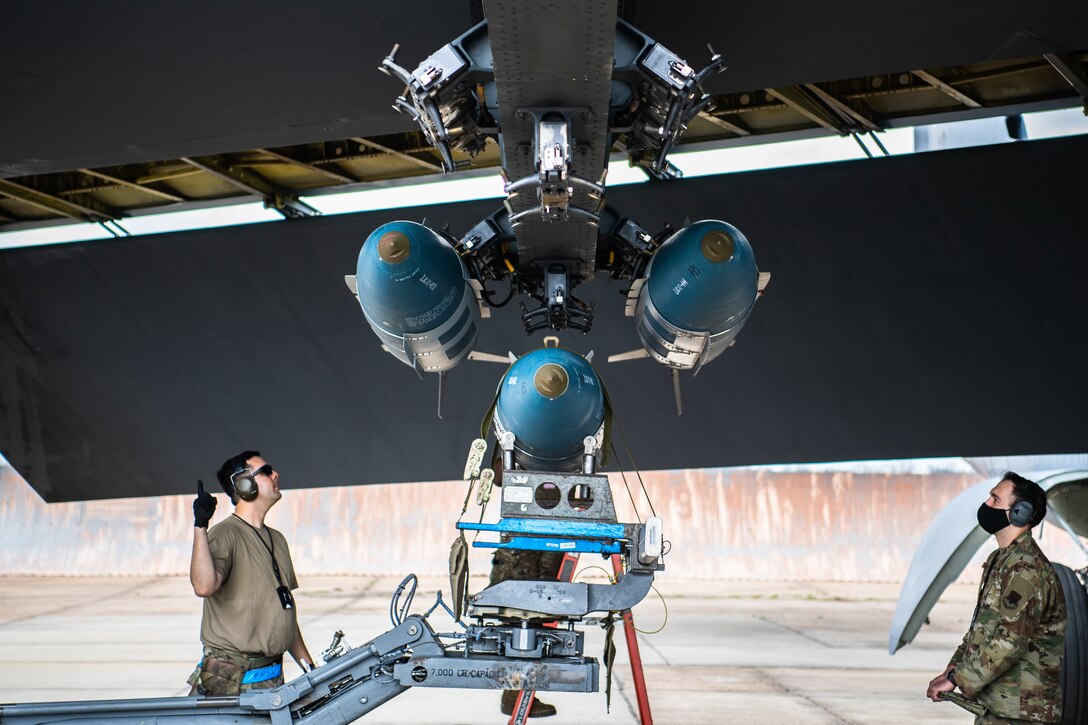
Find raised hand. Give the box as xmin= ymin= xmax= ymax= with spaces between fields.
xmin=193 ymin=479 xmax=217 ymax=528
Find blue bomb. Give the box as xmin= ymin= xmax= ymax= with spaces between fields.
xmin=494 ymin=347 xmax=605 ymax=471
xmin=637 ymin=220 xmax=760 ymax=369
xmin=354 ymin=221 xmax=479 ymax=373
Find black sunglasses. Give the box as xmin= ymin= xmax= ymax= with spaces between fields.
xmin=251 ymin=464 xmax=275 ymax=478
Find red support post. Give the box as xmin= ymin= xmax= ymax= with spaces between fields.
xmin=612 ymin=553 xmax=653 ymax=725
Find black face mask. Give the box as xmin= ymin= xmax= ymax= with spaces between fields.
xmin=977 ymin=502 xmax=1011 ymax=534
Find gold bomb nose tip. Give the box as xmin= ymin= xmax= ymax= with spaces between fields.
xmin=700 ymin=228 xmax=735 ymax=263
xmin=534 ymin=363 xmax=569 ymax=399
xmin=377 ymin=230 xmax=411 ymax=264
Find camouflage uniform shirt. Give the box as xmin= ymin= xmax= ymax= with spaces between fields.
xmin=951 ymin=531 xmax=1066 ymax=723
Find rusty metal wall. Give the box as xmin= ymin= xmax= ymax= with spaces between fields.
xmin=1 ymin=465 xmax=1084 ymax=580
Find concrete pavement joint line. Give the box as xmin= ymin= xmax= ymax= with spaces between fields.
xmin=300 ymin=575 xmax=383 ymax=628
xmin=0 ymin=577 xmax=159 ymax=629
xmin=755 ymin=668 xmax=859 ymax=725
xmin=635 ymin=630 xmax=671 ymax=666
xmin=753 ymin=613 xmax=835 ymax=648
xmin=610 ymin=671 xmax=641 ymax=722
xmin=717 ymin=593 xmax=885 ymax=603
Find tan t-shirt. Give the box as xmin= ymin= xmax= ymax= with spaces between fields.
xmin=200 ymin=514 xmax=300 ymax=657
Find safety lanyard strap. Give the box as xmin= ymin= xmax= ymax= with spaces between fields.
xmin=233 ymin=514 xmax=284 ymax=587
xmin=458 ymin=480 xmax=474 ymax=520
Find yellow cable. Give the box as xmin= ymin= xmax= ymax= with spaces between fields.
xmin=633 ymin=583 xmax=668 ymax=635
xmin=573 ymin=565 xmax=616 ymax=584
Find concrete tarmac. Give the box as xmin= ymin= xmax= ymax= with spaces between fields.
xmin=0 ymin=575 xmax=975 ymax=724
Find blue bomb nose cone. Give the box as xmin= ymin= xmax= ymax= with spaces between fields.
xmin=496 ymin=347 xmax=605 ymax=466
xmin=357 ymin=221 xmax=467 ymax=335
xmin=645 ymin=220 xmax=759 ymax=333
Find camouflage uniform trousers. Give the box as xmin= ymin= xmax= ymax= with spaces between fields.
xmin=975 ymin=716 xmax=1053 ymax=724
xmin=489 ymin=547 xmax=564 ymax=586
xmin=187 ymin=646 xmax=285 ymax=696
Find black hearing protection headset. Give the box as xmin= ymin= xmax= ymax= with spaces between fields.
xmin=229 ymin=465 xmax=259 ymax=503
xmin=1009 ymin=498 xmax=1035 ymax=527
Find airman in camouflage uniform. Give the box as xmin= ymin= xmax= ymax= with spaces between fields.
xmin=489 ymin=548 xmax=564 ymax=586
xmin=928 ymin=472 xmax=1066 ymax=724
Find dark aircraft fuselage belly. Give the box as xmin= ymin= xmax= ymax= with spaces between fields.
xmin=488 ymin=0 xmax=617 ymax=284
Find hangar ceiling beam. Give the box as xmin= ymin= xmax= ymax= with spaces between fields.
xmin=1044 ymin=53 xmax=1088 ymax=104
xmin=697 ymin=111 xmax=752 ymax=136
xmin=948 ymin=59 xmax=1050 ymax=85
xmin=78 ymin=169 xmax=185 ymax=203
xmin=134 ymin=166 xmax=205 ymax=184
xmin=911 ymin=69 xmax=982 ymax=108
xmin=352 ymin=137 xmax=443 ymax=173
xmin=179 ymin=155 xmax=319 ymax=219
xmin=256 ymin=148 xmax=357 ymax=184
xmin=802 ymin=83 xmax=882 ymax=131
xmin=0 ymin=178 xmax=118 ymax=222
xmin=767 ymin=86 xmax=853 ymax=134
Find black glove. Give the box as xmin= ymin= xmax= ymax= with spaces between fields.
xmin=193 ymin=479 xmax=217 ymax=528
